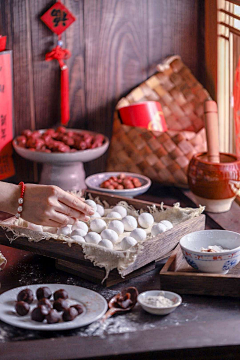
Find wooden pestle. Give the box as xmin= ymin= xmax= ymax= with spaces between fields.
xmin=204 ymin=100 xmax=220 ymax=163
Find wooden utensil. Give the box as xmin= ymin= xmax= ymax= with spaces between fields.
xmin=204 ymin=100 xmax=220 ymax=163
xmin=101 ymin=287 xmax=138 ymax=321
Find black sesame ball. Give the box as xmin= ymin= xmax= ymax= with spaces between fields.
xmin=38 ymin=298 xmax=52 ymax=311
xmin=36 ymin=287 xmax=52 ymax=300
xmin=71 ymin=304 xmax=83 ymax=316
xmin=17 ymin=288 xmax=34 ymax=304
xmin=31 ymin=305 xmax=49 ymax=322
xmin=15 ymin=301 xmax=30 ymax=316
xmin=53 ymin=298 xmax=69 ymax=312
xmin=53 ymin=289 xmax=68 ymax=301
xmin=62 ymin=307 xmax=78 ymax=322
xmin=46 ymin=309 xmax=60 ymax=324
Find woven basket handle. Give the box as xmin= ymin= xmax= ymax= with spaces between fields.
xmin=156 ymin=55 xmax=181 ymax=72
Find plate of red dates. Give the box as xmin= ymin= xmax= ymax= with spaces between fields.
xmin=85 ymin=172 xmax=151 ymax=198
xmin=13 ymin=127 xmax=109 ymax=163
xmin=0 ymin=284 xmax=108 ymax=331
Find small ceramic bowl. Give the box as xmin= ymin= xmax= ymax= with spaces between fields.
xmin=180 ymin=230 xmax=240 ymax=274
xmin=85 ymin=172 xmax=151 ymax=198
xmin=137 ymin=290 xmax=182 ymax=315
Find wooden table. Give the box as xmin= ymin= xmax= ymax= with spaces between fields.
xmin=1 ymin=185 xmax=240 ymax=360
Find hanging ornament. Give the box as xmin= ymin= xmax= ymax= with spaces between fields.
xmin=41 ymin=1 xmax=76 ymax=126
xmin=233 ymin=56 xmax=240 ymax=158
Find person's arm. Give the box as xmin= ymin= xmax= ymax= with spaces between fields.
xmin=0 ymin=182 xmax=94 ymax=227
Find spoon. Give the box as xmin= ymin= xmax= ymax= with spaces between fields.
xmin=101 ymin=287 xmax=138 ymax=322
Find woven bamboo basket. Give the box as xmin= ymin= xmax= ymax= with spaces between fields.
xmin=107 ymin=56 xmax=209 ymax=187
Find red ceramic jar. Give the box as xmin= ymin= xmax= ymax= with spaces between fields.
xmin=187 ymin=152 xmax=240 ymax=213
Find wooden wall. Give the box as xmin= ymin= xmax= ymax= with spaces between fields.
xmin=0 ymin=0 xmax=205 ymax=183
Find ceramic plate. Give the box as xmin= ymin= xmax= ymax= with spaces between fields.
xmin=85 ymin=172 xmax=151 ymax=198
xmin=0 ymin=284 xmax=108 ymax=331
xmin=13 ymin=129 xmax=109 ymax=163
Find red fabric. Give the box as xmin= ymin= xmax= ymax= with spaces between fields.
xmin=234 ymin=56 xmax=240 ymax=158
xmin=45 ymin=46 xmax=71 ymax=125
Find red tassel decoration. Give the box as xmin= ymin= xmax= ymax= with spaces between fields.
xmin=45 ymin=44 xmax=71 ymax=125
xmin=61 ymin=64 xmax=69 ymax=125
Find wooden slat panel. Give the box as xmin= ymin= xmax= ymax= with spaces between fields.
xmin=83 ymin=0 xmax=148 ymax=175
xmin=147 ymin=0 xmax=199 ymax=78
xmin=0 ymin=0 xmax=204 ymax=180
xmin=0 ymin=0 xmax=36 ymax=182
xmin=65 ymin=0 xmax=86 ymax=128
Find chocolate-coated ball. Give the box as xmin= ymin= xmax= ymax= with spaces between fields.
xmin=38 ymin=298 xmax=52 ymax=311
xmin=31 ymin=305 xmax=49 ymax=322
xmin=62 ymin=307 xmax=78 ymax=322
xmin=53 ymin=298 xmax=69 ymax=312
xmin=36 ymin=287 xmax=52 ymax=300
xmin=17 ymin=288 xmax=34 ymax=304
xmin=71 ymin=304 xmax=83 ymax=316
xmin=46 ymin=309 xmax=60 ymax=324
xmin=53 ymin=289 xmax=68 ymax=301
xmin=15 ymin=301 xmax=30 ymax=316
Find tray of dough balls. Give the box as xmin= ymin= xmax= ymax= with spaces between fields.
xmin=0 ymin=191 xmax=205 ymax=279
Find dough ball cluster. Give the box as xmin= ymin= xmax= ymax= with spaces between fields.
xmin=55 ymin=200 xmax=174 ymax=251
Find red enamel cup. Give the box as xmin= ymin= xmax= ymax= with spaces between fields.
xmin=118 ymin=101 xmax=167 ymax=132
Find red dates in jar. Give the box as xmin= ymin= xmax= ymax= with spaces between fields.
xmin=15 ymin=127 xmax=105 ymax=153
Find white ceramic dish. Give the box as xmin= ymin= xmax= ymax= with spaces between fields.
xmin=180 ymin=230 xmax=240 ymax=274
xmin=85 ymin=172 xmax=151 ymax=198
xmin=0 ymin=284 xmax=108 ymax=331
xmin=137 ymin=290 xmax=182 ymax=315
xmin=13 ymin=129 xmax=109 ymax=164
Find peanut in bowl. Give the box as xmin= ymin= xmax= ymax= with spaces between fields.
xmin=180 ymin=230 xmax=240 ymax=274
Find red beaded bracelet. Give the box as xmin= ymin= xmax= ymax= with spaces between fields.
xmin=15 ymin=181 xmax=25 ymax=219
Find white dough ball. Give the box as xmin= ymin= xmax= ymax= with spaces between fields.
xmin=72 ymin=221 xmax=88 ymax=233
xmin=151 ymin=223 xmax=167 ymax=236
xmin=120 ymin=236 xmax=137 ymax=250
xmin=122 ymin=216 xmax=137 ymax=232
xmin=160 ymin=220 xmax=173 ymax=230
xmin=90 ymin=211 xmax=101 ymax=218
xmin=130 ymin=228 xmax=146 ymax=242
xmin=106 ymin=211 xmax=122 ymax=219
xmin=96 ymin=204 xmax=104 ymax=217
xmin=85 ymin=200 xmax=97 ymax=212
xmin=28 ymin=223 xmax=43 ymax=232
xmin=108 ymin=220 xmax=124 ymax=235
xmin=138 ymin=213 xmax=154 ymax=228
xmin=112 ymin=205 xmax=127 ymax=218
xmin=71 ymin=235 xmax=85 ymax=243
xmin=98 ymin=239 xmax=114 ymax=250
xmin=90 ymin=219 xmax=106 ymax=233
xmin=85 ymin=232 xmax=101 ymax=244
xmin=71 ymin=229 xmax=87 ymax=237
xmin=57 ymin=225 xmax=72 ymax=236
xmin=101 ymin=229 xmax=118 ymax=244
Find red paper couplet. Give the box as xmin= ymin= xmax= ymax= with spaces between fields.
xmin=0 ymin=50 xmax=15 ymax=180
xmin=41 ymin=1 xmax=76 ymax=35
xmin=234 ymin=56 xmax=240 ymax=158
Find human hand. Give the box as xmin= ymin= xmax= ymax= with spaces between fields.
xmin=18 ymin=184 xmax=94 ymax=227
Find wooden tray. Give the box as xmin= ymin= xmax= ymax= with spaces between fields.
xmin=0 ymin=190 xmax=205 ymax=285
xmin=160 ymin=244 xmax=240 ymax=297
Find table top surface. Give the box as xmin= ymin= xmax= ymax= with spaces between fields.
xmin=1 ymin=185 xmax=240 ymax=360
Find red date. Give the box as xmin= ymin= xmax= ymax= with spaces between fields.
xmin=100 ymin=174 xmax=142 ymax=190
xmin=16 ymin=127 xmax=105 ymax=154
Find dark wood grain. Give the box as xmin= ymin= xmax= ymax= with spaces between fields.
xmin=0 ymin=0 xmax=36 ymax=182
xmin=0 ymin=0 xmax=204 ymax=182
xmin=147 ymin=0 xmax=199 ymax=77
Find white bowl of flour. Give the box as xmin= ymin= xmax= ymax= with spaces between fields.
xmin=137 ymin=290 xmax=182 ymax=315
